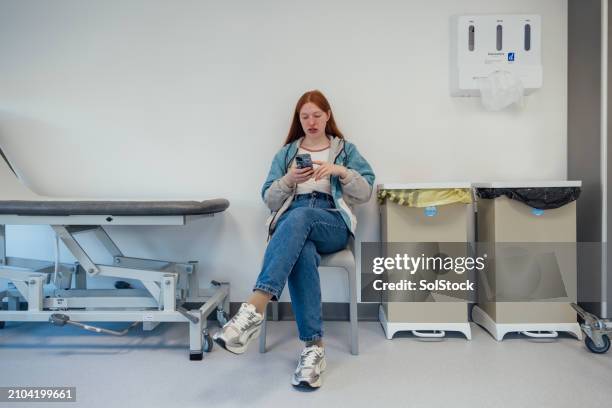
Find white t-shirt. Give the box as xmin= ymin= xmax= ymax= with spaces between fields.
xmin=295 ymin=146 xmax=332 ymax=195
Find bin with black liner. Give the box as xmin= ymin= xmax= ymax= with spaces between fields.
xmin=472 ymin=181 xmax=583 ymax=341
xmin=377 ymin=182 xmax=474 ymax=340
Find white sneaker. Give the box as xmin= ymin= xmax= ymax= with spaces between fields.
xmin=213 ymin=303 xmax=263 ymax=354
xmin=291 ymin=345 xmax=326 ymax=389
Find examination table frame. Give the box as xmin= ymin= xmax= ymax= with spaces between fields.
xmin=0 ymin=214 xmax=230 ymax=361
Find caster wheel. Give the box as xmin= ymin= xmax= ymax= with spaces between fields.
xmin=203 ymin=334 xmax=214 ymax=353
xmin=585 ymin=335 xmax=610 ymax=354
xmin=217 ymin=311 xmax=229 ymax=327
xmin=189 ymin=352 xmax=203 ymax=361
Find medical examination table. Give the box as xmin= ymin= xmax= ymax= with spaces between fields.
xmin=0 ymin=149 xmax=230 ymax=360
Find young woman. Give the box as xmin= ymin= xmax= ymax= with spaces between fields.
xmin=214 ymin=90 xmax=375 ymax=389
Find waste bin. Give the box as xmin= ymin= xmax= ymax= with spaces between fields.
xmin=472 ymin=181 xmax=583 ymax=341
xmin=377 ymin=183 xmax=474 ymax=340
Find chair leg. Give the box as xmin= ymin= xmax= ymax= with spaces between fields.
xmin=271 ymin=300 xmax=279 ymax=321
xmin=259 ymin=301 xmax=280 ymax=353
xmin=347 ymin=266 xmax=359 ymax=355
xmin=259 ymin=309 xmax=267 ymax=353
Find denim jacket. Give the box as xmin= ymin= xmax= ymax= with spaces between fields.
xmin=261 ymin=135 xmax=375 ymax=236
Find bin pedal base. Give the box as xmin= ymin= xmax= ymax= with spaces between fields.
xmin=471 ymin=305 xmax=583 ymax=341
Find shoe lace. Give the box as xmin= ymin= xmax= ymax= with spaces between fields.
xmin=230 ymin=308 xmax=255 ymax=331
xmin=299 ymin=347 xmax=321 ymax=368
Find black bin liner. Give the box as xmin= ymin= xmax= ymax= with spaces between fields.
xmin=476 ymin=187 xmax=581 ymax=210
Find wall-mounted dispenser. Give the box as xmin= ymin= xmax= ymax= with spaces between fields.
xmin=450 ymin=15 xmax=542 ymax=98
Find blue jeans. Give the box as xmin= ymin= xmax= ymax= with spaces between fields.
xmin=254 ymin=191 xmax=349 ymax=342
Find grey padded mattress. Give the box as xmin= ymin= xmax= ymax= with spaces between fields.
xmin=0 ymin=199 xmax=229 ymax=216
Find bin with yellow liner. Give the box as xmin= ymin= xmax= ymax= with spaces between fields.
xmin=377 ymin=183 xmax=474 ymax=340
xmin=472 ymin=181 xmax=583 ymax=341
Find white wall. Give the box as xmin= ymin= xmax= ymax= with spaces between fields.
xmin=0 ymin=0 xmax=568 ymax=301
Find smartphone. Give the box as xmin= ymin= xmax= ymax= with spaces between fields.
xmin=295 ymin=153 xmax=313 ymax=169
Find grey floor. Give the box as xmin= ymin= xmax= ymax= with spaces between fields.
xmin=1 ymin=320 xmax=611 ymax=408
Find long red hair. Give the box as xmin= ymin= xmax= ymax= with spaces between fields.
xmin=283 ymin=90 xmax=344 ymax=145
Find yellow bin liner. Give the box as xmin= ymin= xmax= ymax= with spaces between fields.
xmin=378 ymin=188 xmax=472 ymax=208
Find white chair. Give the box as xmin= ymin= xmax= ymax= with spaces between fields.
xmin=259 ymin=238 xmax=358 ymax=355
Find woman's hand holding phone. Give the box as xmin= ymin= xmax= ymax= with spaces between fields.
xmin=286 ymin=166 xmax=314 ymax=185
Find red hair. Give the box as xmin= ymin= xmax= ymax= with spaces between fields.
xmin=283 ymin=90 xmax=344 ymax=145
